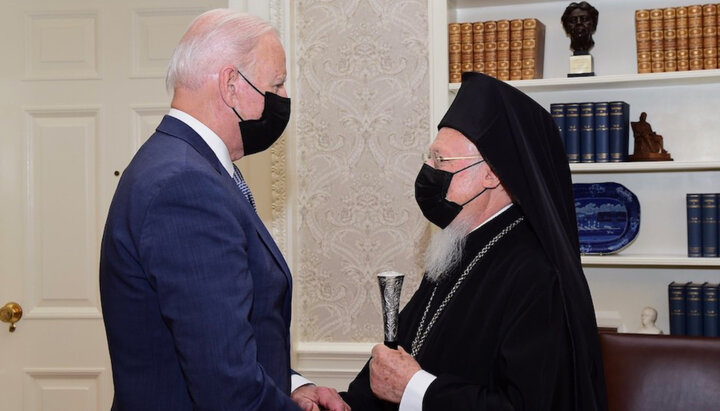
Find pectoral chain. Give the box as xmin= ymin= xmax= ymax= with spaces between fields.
xmin=410 ymin=217 xmax=524 ymax=357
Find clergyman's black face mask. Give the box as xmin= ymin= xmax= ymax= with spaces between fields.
xmin=414 ymin=159 xmax=492 ymax=229
xmin=231 ymin=70 xmax=291 ymax=156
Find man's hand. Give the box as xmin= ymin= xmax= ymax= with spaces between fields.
xmin=369 ymin=344 xmax=422 ymax=403
xmin=291 ymin=384 xmax=350 ymax=411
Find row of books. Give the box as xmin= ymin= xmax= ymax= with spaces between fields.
xmin=550 ymin=102 xmax=630 ymax=163
xmin=635 ymin=4 xmax=720 ymax=73
xmin=687 ymin=193 xmax=720 ymax=257
xmin=668 ymin=281 xmax=718 ymax=337
xmin=448 ymin=18 xmax=544 ymax=83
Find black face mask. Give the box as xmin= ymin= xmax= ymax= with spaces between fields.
xmin=414 ymin=159 xmax=490 ymax=229
xmin=232 ymin=70 xmax=291 ymax=156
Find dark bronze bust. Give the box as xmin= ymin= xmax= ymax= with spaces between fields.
xmin=561 ymin=2 xmax=599 ymax=55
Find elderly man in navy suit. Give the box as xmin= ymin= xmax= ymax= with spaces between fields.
xmin=100 ymin=9 xmax=349 ymax=411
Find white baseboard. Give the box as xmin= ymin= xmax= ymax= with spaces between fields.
xmin=293 ymin=342 xmax=374 ymax=391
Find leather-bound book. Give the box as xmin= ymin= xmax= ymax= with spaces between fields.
xmin=550 ymin=103 xmax=565 ymax=147
xmin=521 ymin=18 xmax=544 ymax=79
xmin=636 ymin=9 xmax=652 ymax=73
xmin=593 ymin=102 xmax=610 ymax=163
xmin=510 ymin=19 xmax=523 ymax=80
xmin=448 ymin=23 xmax=462 ymax=83
xmin=461 ymin=23 xmax=474 ymax=74
xmin=686 ymin=282 xmax=705 ymax=336
xmin=688 ymin=4 xmax=703 ymax=69
xmin=701 ymin=193 xmax=718 ymax=257
xmin=676 ymin=6 xmax=690 ymax=71
xmin=702 ymin=283 xmax=719 ymax=337
xmin=564 ymin=103 xmax=580 ymax=163
xmin=484 ymin=21 xmax=498 ymax=78
xmin=664 ymin=7 xmax=678 ymax=72
xmin=668 ymin=281 xmax=688 ymax=335
xmin=496 ymin=20 xmax=510 ymax=80
xmin=608 ymin=101 xmax=629 ymax=162
xmin=473 ymin=22 xmax=485 ymax=73
xmin=687 ymin=193 xmax=703 ymax=257
xmin=579 ymin=102 xmax=595 ymax=163
xmin=650 ymin=8 xmax=665 ymax=72
xmin=703 ymin=4 xmax=717 ymax=69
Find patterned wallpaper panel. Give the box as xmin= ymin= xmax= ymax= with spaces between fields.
xmin=295 ymin=0 xmax=431 ymax=342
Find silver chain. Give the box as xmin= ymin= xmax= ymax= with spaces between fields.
xmin=410 ymin=217 xmax=524 ymax=357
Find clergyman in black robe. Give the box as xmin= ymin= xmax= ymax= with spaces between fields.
xmin=341 ymin=72 xmax=607 ymax=410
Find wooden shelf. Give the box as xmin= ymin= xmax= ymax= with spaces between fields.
xmin=570 ymin=161 xmax=720 ymax=173
xmin=581 ymin=255 xmax=720 ymax=267
xmin=449 ymin=70 xmax=720 ymax=93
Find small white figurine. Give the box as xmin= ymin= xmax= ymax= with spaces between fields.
xmin=636 ymin=306 xmax=663 ymax=334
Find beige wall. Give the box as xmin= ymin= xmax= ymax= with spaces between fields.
xmin=292 ymin=0 xmax=431 ymax=342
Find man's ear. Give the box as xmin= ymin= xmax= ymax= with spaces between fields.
xmin=218 ymin=66 xmax=240 ymax=108
xmin=481 ymin=163 xmax=502 ymax=189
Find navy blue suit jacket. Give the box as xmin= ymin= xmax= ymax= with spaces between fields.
xmin=100 ymin=115 xmax=300 ymax=410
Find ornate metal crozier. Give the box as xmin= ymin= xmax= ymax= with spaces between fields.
xmin=377 ymin=271 xmax=404 ymax=349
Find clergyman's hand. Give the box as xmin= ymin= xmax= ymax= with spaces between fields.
xmin=369 ymin=344 xmax=421 ymax=403
xmin=291 ymin=384 xmax=350 ymax=411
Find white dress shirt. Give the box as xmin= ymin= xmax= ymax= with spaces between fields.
xmin=167 ymin=109 xmax=234 ymax=178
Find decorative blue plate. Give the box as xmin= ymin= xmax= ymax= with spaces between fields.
xmin=573 ymin=182 xmax=640 ymax=255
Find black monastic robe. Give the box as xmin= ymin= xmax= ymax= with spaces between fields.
xmin=342 ymin=205 xmax=574 ymax=410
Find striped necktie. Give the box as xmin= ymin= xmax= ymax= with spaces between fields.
xmin=232 ymin=164 xmax=256 ymax=210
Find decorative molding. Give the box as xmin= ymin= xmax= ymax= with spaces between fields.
xmin=294 ymin=342 xmax=373 ymax=391
xmin=26 ymin=306 xmax=102 ymax=320
xmin=24 ymin=368 xmax=105 ymax=411
xmin=130 ymin=104 xmax=169 ymax=151
xmin=23 ymin=106 xmax=101 ymax=312
xmin=267 ymin=0 xmax=291 ymax=257
xmin=270 ymin=138 xmax=289 ymax=255
xmin=24 ymin=11 xmax=99 ymax=80
xmin=130 ymin=8 xmax=209 ymax=78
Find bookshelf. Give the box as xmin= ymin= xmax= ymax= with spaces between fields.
xmin=430 ymin=0 xmax=720 ymax=333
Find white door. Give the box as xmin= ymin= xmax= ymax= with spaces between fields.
xmin=0 ymin=1 xmax=223 ymax=409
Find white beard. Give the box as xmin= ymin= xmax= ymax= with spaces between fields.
xmin=423 ymin=216 xmax=475 ymax=283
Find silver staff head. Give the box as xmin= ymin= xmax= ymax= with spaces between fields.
xmin=377 ymin=271 xmax=404 ymax=348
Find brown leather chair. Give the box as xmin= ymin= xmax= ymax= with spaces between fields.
xmin=599 ymin=332 xmax=720 ymax=411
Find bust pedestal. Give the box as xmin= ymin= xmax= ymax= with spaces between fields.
xmin=568 ymin=54 xmax=594 ymax=77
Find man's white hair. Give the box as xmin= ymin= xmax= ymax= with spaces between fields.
xmin=165 ymin=9 xmax=278 ymax=94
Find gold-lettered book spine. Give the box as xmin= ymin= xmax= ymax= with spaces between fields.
xmin=449 ymin=23 xmax=461 ymax=83
xmin=650 ymin=8 xmax=665 ymax=73
xmin=636 ymin=9 xmax=651 ymax=73
xmin=522 ymin=18 xmax=544 ymax=79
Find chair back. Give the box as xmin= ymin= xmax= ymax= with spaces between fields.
xmin=599 ymin=332 xmax=720 ymax=411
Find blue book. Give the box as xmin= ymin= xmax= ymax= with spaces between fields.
xmin=702 ymin=283 xmax=719 ymax=337
xmin=550 ymin=104 xmax=566 ymax=146
xmin=701 ymin=193 xmax=718 ymax=257
xmin=686 ymin=282 xmax=704 ymax=336
xmin=668 ymin=281 xmax=687 ymax=335
xmin=565 ymin=103 xmax=580 ymax=163
xmin=579 ymin=102 xmax=595 ymax=163
xmin=609 ymin=101 xmax=629 ymax=162
xmin=622 ymin=102 xmax=630 ymax=160
xmin=593 ymin=102 xmax=610 ymax=162
xmin=687 ymin=193 xmax=703 ymax=257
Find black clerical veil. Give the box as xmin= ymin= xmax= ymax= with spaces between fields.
xmin=438 ymin=72 xmax=607 ymax=410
